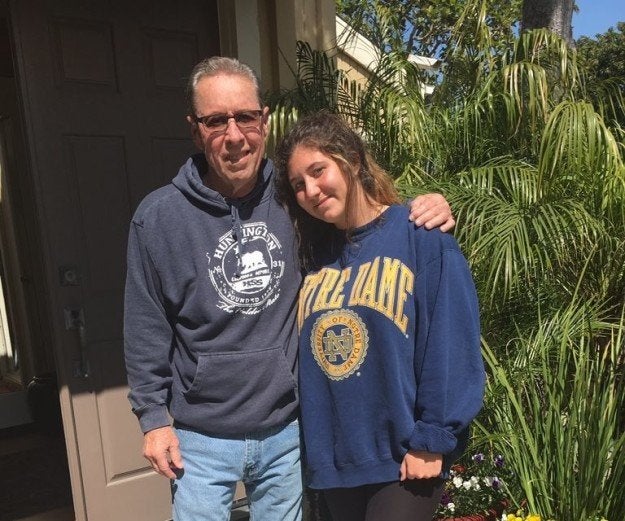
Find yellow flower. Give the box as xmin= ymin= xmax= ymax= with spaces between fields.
xmin=526 ymin=516 xmax=541 ymax=521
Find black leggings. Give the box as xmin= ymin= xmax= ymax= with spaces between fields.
xmin=321 ymin=478 xmax=444 ymax=521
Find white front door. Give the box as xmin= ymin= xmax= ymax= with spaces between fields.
xmin=10 ymin=1 xmax=220 ymax=519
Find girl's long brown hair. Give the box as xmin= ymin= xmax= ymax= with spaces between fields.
xmin=274 ymin=110 xmax=400 ymax=270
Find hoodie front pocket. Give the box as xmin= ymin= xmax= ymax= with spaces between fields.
xmin=183 ymin=345 xmax=297 ymax=407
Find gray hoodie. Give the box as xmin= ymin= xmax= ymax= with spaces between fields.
xmin=124 ymin=154 xmax=301 ymax=435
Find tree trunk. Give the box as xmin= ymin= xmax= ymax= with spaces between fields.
xmin=521 ymin=0 xmax=574 ymax=46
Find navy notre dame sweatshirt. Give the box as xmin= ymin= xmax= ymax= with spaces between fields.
xmin=297 ymin=205 xmax=485 ymax=489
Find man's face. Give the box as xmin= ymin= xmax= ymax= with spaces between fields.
xmin=188 ymin=73 xmax=269 ymax=198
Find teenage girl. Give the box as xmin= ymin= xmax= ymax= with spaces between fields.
xmin=274 ymin=111 xmax=486 ymax=521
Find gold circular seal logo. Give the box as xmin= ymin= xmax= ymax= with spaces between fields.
xmin=310 ymin=309 xmax=369 ymax=380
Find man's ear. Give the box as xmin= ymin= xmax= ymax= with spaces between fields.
xmin=261 ymin=106 xmax=270 ymax=135
xmin=186 ymin=115 xmax=203 ymax=151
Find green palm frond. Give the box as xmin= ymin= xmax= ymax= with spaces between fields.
xmin=446 ymin=160 xmax=604 ymax=304
xmin=356 ymin=55 xmax=431 ymax=174
xmin=502 ymin=61 xmax=549 ymax=138
xmin=538 ymin=101 xmax=625 ymax=211
xmin=513 ymin=28 xmax=578 ymax=88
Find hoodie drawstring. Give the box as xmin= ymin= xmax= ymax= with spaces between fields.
xmin=229 ymin=203 xmax=245 ymax=277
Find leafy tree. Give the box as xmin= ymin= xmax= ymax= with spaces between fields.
xmin=576 ymin=22 xmax=625 ymax=127
xmin=336 ymin=0 xmax=521 ymax=59
xmin=573 ymin=22 xmax=625 ymax=133
xmin=577 ymin=22 xmax=625 ymax=83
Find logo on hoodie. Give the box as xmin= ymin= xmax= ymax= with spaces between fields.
xmin=207 ymin=222 xmax=285 ymax=314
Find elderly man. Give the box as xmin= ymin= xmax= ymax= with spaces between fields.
xmin=124 ymin=56 xmax=454 ymax=521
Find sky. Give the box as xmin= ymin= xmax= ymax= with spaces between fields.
xmin=573 ymin=0 xmax=625 ymax=38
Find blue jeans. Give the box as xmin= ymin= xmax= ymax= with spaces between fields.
xmin=172 ymin=420 xmax=302 ymax=521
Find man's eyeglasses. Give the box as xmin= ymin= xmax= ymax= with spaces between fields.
xmin=193 ymin=110 xmax=263 ymax=135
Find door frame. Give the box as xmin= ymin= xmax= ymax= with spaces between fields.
xmin=5 ymin=8 xmax=87 ymax=521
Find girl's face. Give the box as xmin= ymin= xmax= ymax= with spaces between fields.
xmin=287 ymin=145 xmax=353 ymax=229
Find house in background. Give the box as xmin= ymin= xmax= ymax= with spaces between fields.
xmin=335 ymin=15 xmax=441 ymax=99
xmin=0 ymin=1 xmax=334 ymax=520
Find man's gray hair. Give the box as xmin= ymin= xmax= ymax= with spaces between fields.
xmin=186 ymin=56 xmax=262 ymax=114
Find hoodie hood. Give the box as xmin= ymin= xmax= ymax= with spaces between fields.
xmin=172 ymin=153 xmax=274 ymax=210
xmin=172 ymin=153 xmax=275 ymax=276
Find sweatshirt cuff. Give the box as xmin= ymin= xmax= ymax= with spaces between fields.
xmin=409 ymin=420 xmax=458 ymax=455
xmin=136 ymin=404 xmax=171 ymax=433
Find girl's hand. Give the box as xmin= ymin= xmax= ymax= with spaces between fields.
xmin=400 ymin=450 xmax=442 ymax=481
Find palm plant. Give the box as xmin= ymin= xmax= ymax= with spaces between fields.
xmin=266 ymin=41 xmax=355 ymax=157
xmin=395 ymin=27 xmax=625 ymax=310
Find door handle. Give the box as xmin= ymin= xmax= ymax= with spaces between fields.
xmin=64 ymin=308 xmax=90 ymax=378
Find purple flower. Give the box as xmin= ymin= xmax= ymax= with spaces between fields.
xmin=440 ymin=492 xmax=453 ymax=506
xmin=491 ymin=476 xmax=502 ymax=490
xmin=494 ymin=454 xmax=505 ymax=468
xmin=472 ymin=453 xmax=485 ymax=463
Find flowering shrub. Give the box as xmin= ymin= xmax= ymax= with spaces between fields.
xmin=502 ymin=513 xmax=541 ymax=521
xmin=500 ymin=512 xmax=607 ymax=521
xmin=436 ymin=452 xmax=514 ymax=519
